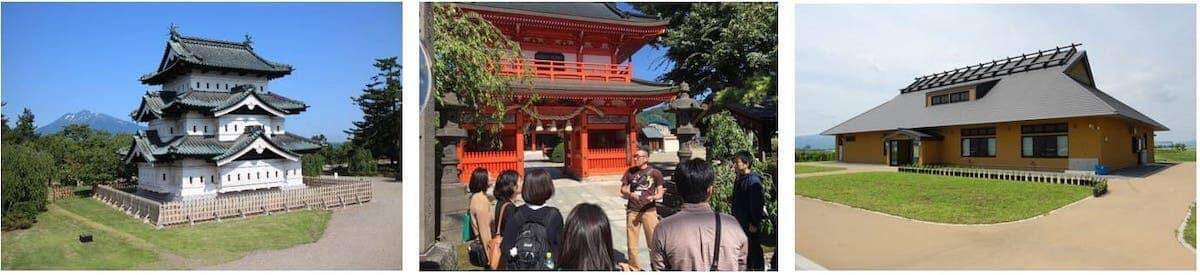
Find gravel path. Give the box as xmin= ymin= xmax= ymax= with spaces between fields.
xmin=209 ymin=177 xmax=403 ymax=270
xmin=796 ymin=163 xmax=1196 ymax=270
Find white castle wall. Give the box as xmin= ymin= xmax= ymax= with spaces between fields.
xmin=163 ymin=71 xmax=269 ymax=93
xmin=218 ymin=114 xmax=282 ymax=141
xmin=137 ymin=158 xmax=304 ymax=199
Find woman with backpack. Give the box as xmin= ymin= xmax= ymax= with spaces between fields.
xmin=484 ymin=170 xmax=520 ymax=269
xmin=558 ymin=203 xmax=636 ymax=271
xmin=498 ymin=169 xmax=564 ymax=270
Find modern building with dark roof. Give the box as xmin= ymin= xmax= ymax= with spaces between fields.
xmin=122 ymin=27 xmax=321 ymax=200
xmin=824 ymin=44 xmax=1166 ymax=172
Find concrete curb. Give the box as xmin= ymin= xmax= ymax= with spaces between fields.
xmin=1176 ymin=204 xmax=1196 ymax=254
xmin=797 ymin=195 xmax=1092 ymax=227
xmin=794 ymin=253 xmax=827 ymax=270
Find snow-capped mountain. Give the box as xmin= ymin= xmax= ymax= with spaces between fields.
xmin=36 ymin=110 xmax=145 ymax=134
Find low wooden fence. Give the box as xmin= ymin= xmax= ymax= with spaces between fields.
xmin=94 ymin=178 xmax=373 ymax=228
xmin=898 ymin=166 xmax=1104 ymax=186
xmin=48 ymin=185 xmax=77 ymax=201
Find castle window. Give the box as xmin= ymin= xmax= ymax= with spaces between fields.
xmin=210 ymin=176 xmax=214 ymax=183
xmin=204 ymin=125 xmax=208 ymax=133
xmin=170 ymin=127 xmax=174 ymax=134
xmin=196 ymin=82 xmax=200 ymax=89
xmin=162 ymin=174 xmax=166 ymax=181
xmin=206 ymin=82 xmax=210 ymax=89
xmin=192 ymin=125 xmax=197 ymax=132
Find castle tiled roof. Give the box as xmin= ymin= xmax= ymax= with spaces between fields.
xmin=122 ymin=128 xmax=321 ymax=163
xmin=131 ymin=88 xmax=308 ymax=122
xmin=140 ymin=30 xmax=293 ymax=85
xmin=463 ymin=3 xmax=667 ymax=25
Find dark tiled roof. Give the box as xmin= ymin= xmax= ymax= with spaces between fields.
xmin=131 ymin=89 xmax=307 ymax=121
xmin=824 ymin=49 xmax=1169 ymax=135
xmin=465 ymin=2 xmax=665 ymax=24
xmin=901 ymin=44 xmax=1080 ymax=93
xmin=123 ymin=129 xmax=321 ymax=163
xmin=140 ymin=31 xmax=293 ymax=84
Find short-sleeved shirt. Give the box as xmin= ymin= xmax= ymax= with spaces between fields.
xmin=621 ymin=166 xmax=664 ymax=211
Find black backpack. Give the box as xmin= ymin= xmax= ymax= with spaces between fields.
xmin=506 ymin=217 xmax=552 ymax=270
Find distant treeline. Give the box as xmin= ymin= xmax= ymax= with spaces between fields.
xmin=796 ymin=149 xmax=836 ymax=162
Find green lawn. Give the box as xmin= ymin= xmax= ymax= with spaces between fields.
xmin=1157 ymin=148 xmax=1196 ymax=163
xmin=2 ymin=198 xmax=331 ymax=270
xmin=796 ymin=172 xmax=1092 ymax=224
xmin=795 ymin=163 xmax=846 ymax=174
xmin=1186 ymin=204 xmax=1196 ymax=249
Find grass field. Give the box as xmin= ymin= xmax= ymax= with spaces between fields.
xmin=795 ymin=163 xmax=846 ymax=174
xmin=2 ymin=198 xmax=331 ymax=270
xmin=1157 ymin=148 xmax=1196 ymax=163
xmin=1186 ymin=204 xmax=1196 ymax=249
xmin=796 ymin=172 xmax=1092 ymax=224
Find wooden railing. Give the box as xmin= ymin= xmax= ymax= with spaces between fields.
xmin=898 ymin=166 xmax=1104 ymax=186
xmin=587 ymin=148 xmax=629 ymax=176
xmin=94 ymin=178 xmax=372 ymax=228
xmin=499 ymin=59 xmax=632 ymax=82
xmin=460 ymin=150 xmax=522 ymax=183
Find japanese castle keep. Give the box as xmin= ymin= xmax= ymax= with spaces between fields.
xmin=122 ymin=28 xmax=321 ymax=200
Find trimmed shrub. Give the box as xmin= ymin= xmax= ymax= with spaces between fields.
xmin=1093 ymin=180 xmax=1108 ymax=197
xmin=346 ymin=146 xmax=379 ymax=176
xmin=796 ymin=150 xmax=836 ymax=162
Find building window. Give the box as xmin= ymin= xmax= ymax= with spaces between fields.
xmin=210 ymin=176 xmax=214 ymax=183
xmin=192 ymin=125 xmax=197 ymax=132
xmin=162 ymin=174 xmax=166 ymax=181
xmin=931 ymin=91 xmax=970 ymax=106
xmin=961 ymin=138 xmax=996 ymax=157
xmin=204 ymin=125 xmax=208 ymax=133
xmin=169 ymin=127 xmax=174 ymax=134
xmin=534 ymin=51 xmax=566 ymax=72
xmin=1021 ymin=123 xmax=1068 ymax=158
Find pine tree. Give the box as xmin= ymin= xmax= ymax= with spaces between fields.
xmin=12 ymin=108 xmax=38 ymax=144
xmin=346 ymin=57 xmax=401 ymax=177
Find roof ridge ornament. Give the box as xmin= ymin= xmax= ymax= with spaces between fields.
xmin=243 ymin=33 xmax=253 ymax=49
xmin=169 ymin=23 xmax=180 ymax=39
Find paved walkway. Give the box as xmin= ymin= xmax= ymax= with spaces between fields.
xmin=210 ymin=177 xmax=403 ymax=270
xmin=795 ymin=162 xmax=1196 ymax=270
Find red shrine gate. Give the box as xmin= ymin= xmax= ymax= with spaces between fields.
xmin=454 ymin=3 xmax=676 ymax=182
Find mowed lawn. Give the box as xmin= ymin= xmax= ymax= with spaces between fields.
xmin=1157 ymin=148 xmax=1196 ymax=163
xmin=795 ymin=163 xmax=846 ymax=174
xmin=796 ymin=172 xmax=1092 ymax=224
xmin=2 ymin=198 xmax=331 ymax=269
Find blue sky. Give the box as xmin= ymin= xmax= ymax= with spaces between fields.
xmin=796 ymin=4 xmax=1196 ymax=142
xmin=2 ymin=3 xmax=402 ymax=142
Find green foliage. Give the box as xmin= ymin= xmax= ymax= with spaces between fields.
xmin=1187 ymin=204 xmax=1196 ymax=249
xmin=1156 ymin=147 xmax=1195 ymax=163
xmin=346 ymin=57 xmax=401 ymax=173
xmin=636 ymin=107 xmax=675 ymax=129
xmin=10 ymin=108 xmax=38 ymax=144
xmin=714 ymin=73 xmax=776 ymax=106
xmin=345 ymin=144 xmax=379 ymax=176
xmin=1092 ymin=180 xmax=1108 ymax=197
xmin=550 ymin=142 xmax=565 ymax=163
xmin=2 ymin=143 xmax=53 ymax=231
xmin=632 ymin=3 xmax=777 ymax=100
xmin=796 ymin=150 xmax=836 ymax=162
xmin=707 ymin=156 xmax=778 ymax=247
xmin=39 ymin=125 xmax=134 ymax=186
xmin=702 ymin=111 xmax=754 ymax=161
xmin=302 ymin=154 xmax=327 ymax=177
xmin=432 ymin=4 xmax=533 ymax=146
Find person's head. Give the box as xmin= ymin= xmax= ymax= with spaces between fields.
xmin=522 ymin=169 xmax=555 ymax=206
xmin=558 ymin=203 xmax=616 ymax=271
xmin=493 ymin=170 xmax=520 ymax=202
xmin=634 ymin=148 xmax=650 ymax=168
xmin=468 ymin=167 xmax=490 ymax=194
xmin=674 ymin=158 xmax=714 ymax=204
xmin=733 ymin=151 xmax=754 ymax=174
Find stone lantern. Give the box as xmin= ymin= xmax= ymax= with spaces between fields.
xmin=436 ymin=92 xmax=468 ymax=185
xmin=667 ymin=83 xmax=706 ymax=161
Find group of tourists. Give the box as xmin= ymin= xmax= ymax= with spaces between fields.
xmin=465 ymin=149 xmax=770 ymax=271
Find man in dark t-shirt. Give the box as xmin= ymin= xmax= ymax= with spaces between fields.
xmin=619 ymin=148 xmax=664 ymax=271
